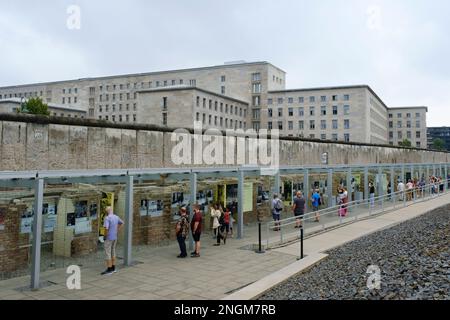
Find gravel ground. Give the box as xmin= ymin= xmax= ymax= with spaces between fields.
xmin=260 ymin=206 xmax=450 ymax=300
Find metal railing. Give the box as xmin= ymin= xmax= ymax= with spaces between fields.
xmin=264 ymin=179 xmax=450 ymax=248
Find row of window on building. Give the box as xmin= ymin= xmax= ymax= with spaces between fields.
xmin=51 ymin=112 xmax=84 ymax=119
xmin=389 ymin=120 xmax=421 ymax=129
xmin=389 ymin=112 xmax=421 ymax=118
xmin=90 ymin=79 xmax=198 ymax=94
xmin=195 ymin=96 xmax=247 ymax=117
xmin=195 ymin=112 xmax=247 ymax=130
xmin=98 ymin=114 xmax=137 ymax=122
xmin=98 ymin=92 xmax=137 ymax=102
xmin=98 ymin=103 xmax=137 ymax=113
xmin=268 ymin=119 xmax=351 ymax=131
xmin=61 ymin=88 xmax=78 ymax=94
xmin=0 ymin=90 xmax=51 ymax=99
xmin=61 ymin=96 xmax=78 ymax=104
xmin=389 ymin=131 xmax=422 ymax=140
xmin=286 ymin=132 xmax=351 ymax=142
xmin=268 ymin=94 xmax=351 ymax=105
xmin=267 ymin=105 xmax=350 ymax=118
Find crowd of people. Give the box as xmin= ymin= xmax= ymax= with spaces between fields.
xmin=397 ymin=175 xmax=446 ymax=201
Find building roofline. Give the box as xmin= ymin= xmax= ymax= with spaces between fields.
xmin=0 ymin=61 xmax=281 ymax=90
xmin=137 ymin=86 xmax=249 ymax=105
xmin=0 ymin=98 xmax=86 ymax=113
xmin=268 ymin=84 xmax=391 ymax=109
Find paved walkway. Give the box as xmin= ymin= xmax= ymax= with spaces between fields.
xmin=1 ymin=193 xmax=449 ymax=300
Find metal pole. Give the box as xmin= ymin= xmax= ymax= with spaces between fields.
xmin=390 ymin=167 xmax=395 ymax=203
xmin=327 ymin=168 xmax=333 ymax=208
xmin=237 ymin=169 xmax=244 ymax=239
xmin=124 ymin=175 xmax=134 ymax=266
xmin=346 ymin=168 xmax=352 ymax=203
xmin=31 ymin=178 xmax=44 ymax=290
xmin=303 ymin=169 xmax=309 ymax=212
xmin=188 ymin=172 xmax=197 ymax=251
xmin=401 ymin=165 xmax=405 ymax=184
xmin=256 ymin=222 xmax=265 ymax=254
xmin=445 ymin=165 xmax=448 ymax=192
xmin=364 ymin=167 xmax=369 ymax=203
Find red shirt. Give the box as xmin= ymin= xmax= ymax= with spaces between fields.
xmin=191 ymin=210 xmax=202 ymax=234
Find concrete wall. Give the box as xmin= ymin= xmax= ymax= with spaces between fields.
xmin=0 ymin=116 xmax=448 ymax=171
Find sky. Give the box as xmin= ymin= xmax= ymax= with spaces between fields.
xmin=0 ymin=0 xmax=449 ymax=126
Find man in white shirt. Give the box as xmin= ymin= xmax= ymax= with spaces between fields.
xmin=397 ymin=180 xmax=405 ymax=201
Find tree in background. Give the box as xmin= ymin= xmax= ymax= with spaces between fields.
xmin=432 ymin=138 xmax=445 ymax=151
xmin=399 ymin=139 xmax=412 ymax=147
xmin=18 ymin=97 xmax=50 ymax=116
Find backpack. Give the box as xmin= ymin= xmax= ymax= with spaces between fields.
xmin=274 ymin=199 xmax=282 ymax=211
xmin=223 ymin=211 xmax=230 ymax=224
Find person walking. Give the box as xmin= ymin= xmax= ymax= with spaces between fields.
xmin=369 ymin=182 xmax=375 ymax=208
xmin=406 ymin=180 xmax=413 ymax=201
xmin=101 ymin=206 xmax=124 ymax=275
xmin=311 ymin=189 xmax=321 ymax=222
xmin=175 ymin=207 xmax=189 ymax=258
xmin=272 ymin=194 xmax=283 ymax=231
xmin=398 ymin=180 xmax=405 ymax=201
xmin=191 ymin=204 xmax=202 ymax=258
xmin=292 ymin=191 xmax=306 ymax=228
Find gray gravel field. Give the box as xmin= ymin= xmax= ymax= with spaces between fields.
xmin=260 ymin=205 xmax=450 ymax=300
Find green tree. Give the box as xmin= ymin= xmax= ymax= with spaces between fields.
xmin=20 ymin=97 xmax=50 ymax=116
xmin=399 ymin=139 xmax=412 ymax=147
xmin=432 ymin=138 xmax=445 ymax=151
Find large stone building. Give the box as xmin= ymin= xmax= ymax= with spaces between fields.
xmin=0 ymin=60 xmax=428 ymax=147
xmin=427 ymin=127 xmax=450 ymax=151
xmin=0 ymin=98 xmax=86 ymax=119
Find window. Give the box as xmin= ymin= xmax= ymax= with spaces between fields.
xmin=309 ymin=96 xmax=315 ymax=103
xmin=321 ymin=134 xmax=326 ymax=140
xmin=209 ymin=115 xmax=212 ymax=125
xmin=344 ymin=119 xmax=350 ymax=129
xmin=268 ymin=98 xmax=273 ymax=105
xmin=344 ymin=134 xmax=350 ymax=142
xmin=221 ymin=75 xmax=226 ymax=82
xmin=125 ymin=115 xmax=129 ymax=122
xmin=133 ymin=114 xmax=136 ymax=122
xmin=321 ymin=120 xmax=326 ymax=129
xmin=221 ymin=86 xmax=225 ymax=94
xmin=398 ymin=131 xmax=402 ymax=139
xmin=203 ymin=98 xmax=206 ymax=108
xmin=407 ymin=121 xmax=411 ymax=128
xmin=320 ymin=96 xmax=326 ymax=102
xmin=252 ymin=109 xmax=260 ymax=119
xmin=288 ymin=121 xmax=293 ymax=130
xmin=112 ymin=115 xmax=116 ymax=122
xmin=298 ymin=120 xmax=304 ymax=130
xmin=288 ymin=108 xmax=293 ymax=116
xmin=209 ymin=99 xmax=212 ymax=110
xmin=162 ymin=113 xmax=167 ymax=125
xmin=126 ymin=104 xmax=129 ymax=111
xmin=239 ymin=108 xmax=242 ymax=116
xmin=389 ymin=121 xmax=393 ymax=128
xmin=105 ymin=105 xmax=109 ymax=112
xmin=321 ymin=106 xmax=326 ymax=116
xmin=332 ymin=95 xmax=338 ymax=101
xmin=162 ymin=97 xmax=168 ymax=109
xmin=214 ymin=116 xmax=218 ymax=125
xmin=68 ymin=97 xmax=71 ymax=103
xmin=225 ymin=104 xmax=228 ymax=113
xmin=99 ymin=105 xmax=103 ymax=112
xmin=171 ymin=80 xmax=175 ymax=85
xmin=415 ymin=113 xmax=420 ymax=118
xmin=268 ymin=109 xmax=273 ymax=118
xmin=99 ymin=116 xmax=102 ymax=120
xmin=252 ymin=83 xmax=261 ymax=93
xmin=133 ymin=103 xmax=137 ymax=111
xmin=62 ymin=89 xmax=66 ymax=94
xmin=299 ymin=97 xmax=304 ymax=103
xmin=389 ymin=131 xmax=394 ymax=139
xmin=309 ymin=106 xmax=315 ymax=116
xmin=252 ymin=73 xmax=261 ymax=81
xmin=253 ymin=96 xmax=260 ymax=106
xmin=196 ymin=97 xmax=200 ymax=107
xmin=220 ymin=117 xmax=223 ymax=126
xmin=332 ymin=106 xmax=338 ymax=115
xmin=235 ymin=106 xmax=238 ymax=115
xmin=389 ymin=114 xmax=393 ymax=118
xmin=268 ymin=122 xmax=273 ymax=130
xmin=202 ymin=114 xmax=206 ymax=124
xmin=397 ymin=121 xmax=402 ymax=128
xmin=112 ymin=104 xmax=116 ymax=111
xmin=278 ymin=121 xmax=283 ymax=130
xmin=310 ymin=120 xmax=315 ymax=129
xmin=407 ymin=131 xmax=412 ymax=139
xmin=416 ymin=142 xmax=421 ymax=148
xmin=126 ymin=93 xmax=130 ymax=100
xmin=332 ymin=134 xmax=338 ymax=141
xmin=277 ymin=98 xmax=283 ymax=104
xmin=332 ymin=120 xmax=338 ymax=129
xmin=406 ymin=113 xmax=411 ymax=118
xmin=62 ymin=97 xmax=65 ymax=104
xmin=416 ymin=121 xmax=420 ymax=128
xmin=220 ymin=102 xmax=223 ymax=112
xmin=343 ymin=94 xmax=350 ymax=101
xmin=119 ymin=115 xmax=122 ymax=122
xmin=288 ymin=97 xmax=294 ymax=104
xmin=343 ymin=105 xmax=350 ymax=115
xmin=397 ymin=113 xmax=402 ymax=118
xmin=278 ymin=108 xmax=283 ymax=117
xmin=299 ymin=107 xmax=304 ymax=116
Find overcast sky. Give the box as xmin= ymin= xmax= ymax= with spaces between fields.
xmin=0 ymin=0 xmax=449 ymax=126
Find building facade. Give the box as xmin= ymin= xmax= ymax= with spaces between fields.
xmin=0 ymin=61 xmax=429 ymax=147
xmin=0 ymin=98 xmax=86 ymax=118
xmin=427 ymin=127 xmax=450 ymax=151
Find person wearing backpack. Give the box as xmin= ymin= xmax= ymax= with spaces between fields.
xmin=215 ymin=206 xmax=228 ymax=246
xmin=175 ymin=207 xmax=189 ymax=258
xmin=272 ymin=194 xmax=283 ymax=231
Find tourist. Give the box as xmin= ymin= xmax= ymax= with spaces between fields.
xmin=406 ymin=180 xmax=413 ymax=201
xmin=311 ymin=189 xmax=321 ymax=222
xmin=101 ymin=206 xmax=124 ymax=275
xmin=229 ymin=209 xmax=235 ymax=238
xmin=397 ymin=180 xmax=405 ymax=201
xmin=210 ymin=203 xmax=221 ymax=239
xmin=369 ymin=182 xmax=375 ymax=208
xmin=272 ymin=194 xmax=283 ymax=231
xmin=215 ymin=207 xmax=228 ymax=246
xmin=292 ymin=191 xmax=305 ymax=228
xmin=191 ymin=204 xmax=202 ymax=258
xmin=175 ymin=207 xmax=189 ymax=258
